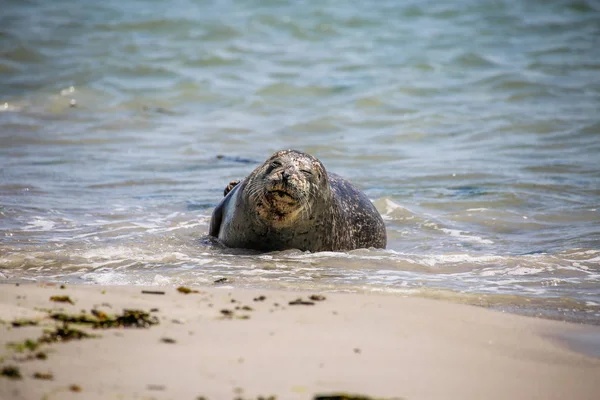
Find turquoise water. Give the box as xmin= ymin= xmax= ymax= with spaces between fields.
xmin=1 ymin=0 xmax=599 ymax=323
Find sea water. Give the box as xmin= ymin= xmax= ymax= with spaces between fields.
xmin=1 ymin=0 xmax=599 ymax=323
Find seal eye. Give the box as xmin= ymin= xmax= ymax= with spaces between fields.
xmin=300 ymin=169 xmax=313 ymax=177
xmin=267 ymin=161 xmax=282 ymax=174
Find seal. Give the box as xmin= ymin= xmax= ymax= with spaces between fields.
xmin=209 ymin=150 xmax=386 ymax=252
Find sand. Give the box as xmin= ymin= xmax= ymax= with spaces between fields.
xmin=0 ymin=284 xmax=599 ymax=400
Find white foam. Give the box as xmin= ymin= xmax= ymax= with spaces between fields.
xmin=22 ymin=217 xmax=55 ymax=232
xmin=152 ymin=274 xmax=172 ymax=285
xmin=81 ymin=271 xmax=129 ymax=285
xmin=419 ymin=254 xmax=503 ymax=267
xmin=479 ymin=265 xmax=545 ymax=277
xmin=440 ymin=228 xmax=493 ymax=245
xmin=506 ymin=266 xmax=544 ymax=276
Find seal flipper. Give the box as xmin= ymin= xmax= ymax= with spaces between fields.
xmin=209 ymin=202 xmax=223 ymax=237
xmin=224 ymin=180 xmax=240 ymax=197
xmin=209 ymin=183 xmax=240 ymax=237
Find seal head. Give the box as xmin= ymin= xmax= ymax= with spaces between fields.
xmin=245 ymin=150 xmax=328 ymax=228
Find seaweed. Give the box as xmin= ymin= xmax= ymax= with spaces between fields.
xmin=95 ymin=309 xmax=159 ymax=328
xmin=50 ymin=309 xmax=159 ymax=329
xmin=7 ymin=324 xmax=95 ymax=357
xmin=309 ymin=295 xmax=326 ymax=301
xmin=1 ymin=365 xmax=22 ymax=380
xmin=160 ymin=337 xmax=176 ymax=344
xmin=177 ymin=286 xmax=200 ymax=294
xmin=314 ymin=395 xmax=398 ymax=400
xmin=7 ymin=339 xmax=40 ymax=352
xmin=314 ymin=395 xmax=377 ymax=400
xmin=50 ymin=312 xmax=98 ymax=325
xmin=39 ymin=325 xmax=94 ymax=343
xmin=69 ymin=384 xmax=82 ymax=392
xmin=213 ymin=277 xmax=228 ymax=284
xmin=220 ymin=309 xmax=233 ymax=317
xmin=253 ymin=295 xmax=267 ymax=302
xmin=33 ymin=371 xmax=53 ymax=380
xmin=49 ymin=296 xmax=74 ymax=305
xmin=11 ymin=319 xmax=39 ymax=328
xmin=289 ymin=298 xmax=315 ymax=306
xmin=177 ymin=286 xmax=191 ymax=294
xmin=91 ymin=309 xmax=108 ymax=320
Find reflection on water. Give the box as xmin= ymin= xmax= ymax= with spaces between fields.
xmin=1 ymin=0 xmax=599 ymax=323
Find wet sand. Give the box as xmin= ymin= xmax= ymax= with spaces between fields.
xmin=1 ymin=284 xmax=599 ymax=400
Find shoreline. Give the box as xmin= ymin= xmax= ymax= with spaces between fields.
xmin=1 ymin=283 xmax=599 ymax=399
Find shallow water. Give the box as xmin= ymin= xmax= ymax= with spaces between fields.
xmin=1 ymin=0 xmax=599 ymax=323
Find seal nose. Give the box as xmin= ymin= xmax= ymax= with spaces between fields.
xmin=282 ymin=167 xmax=294 ymax=183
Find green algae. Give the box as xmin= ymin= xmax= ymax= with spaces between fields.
xmin=50 ymin=309 xmax=159 ymax=329
xmin=39 ymin=325 xmax=94 ymax=343
xmin=11 ymin=319 xmax=39 ymax=328
xmin=8 ymin=339 xmax=40 ymax=353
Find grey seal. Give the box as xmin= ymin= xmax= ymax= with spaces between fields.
xmin=209 ymin=149 xmax=386 ymax=252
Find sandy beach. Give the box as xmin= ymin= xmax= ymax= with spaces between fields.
xmin=0 ymin=284 xmax=599 ymax=400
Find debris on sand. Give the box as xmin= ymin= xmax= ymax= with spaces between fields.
xmin=141 ymin=290 xmax=165 ymax=295
xmin=33 ymin=371 xmax=54 ymax=380
xmin=39 ymin=325 xmax=94 ymax=344
xmin=177 ymin=286 xmax=200 ymax=294
xmin=69 ymin=384 xmax=82 ymax=392
xmin=50 ymin=309 xmax=159 ymax=329
xmin=314 ymin=395 xmax=389 ymax=400
xmin=11 ymin=319 xmax=39 ymax=328
xmin=50 ymin=295 xmax=74 ymax=305
xmin=289 ymin=298 xmax=315 ymax=306
xmin=1 ymin=365 xmax=22 ymax=380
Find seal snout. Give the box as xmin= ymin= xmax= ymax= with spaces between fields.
xmin=266 ymin=165 xmax=303 ymax=202
xmin=281 ymin=167 xmax=293 ymax=183
xmin=246 ymin=151 xmax=322 ymax=225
